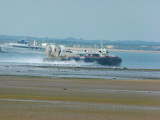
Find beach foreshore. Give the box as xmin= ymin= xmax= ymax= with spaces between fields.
xmin=0 ymin=76 xmax=160 ymax=120
xmin=67 ymin=47 xmax=160 ymax=54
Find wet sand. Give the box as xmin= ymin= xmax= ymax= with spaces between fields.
xmin=0 ymin=76 xmax=160 ymax=120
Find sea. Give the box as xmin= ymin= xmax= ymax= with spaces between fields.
xmin=0 ymin=51 xmax=160 ymax=80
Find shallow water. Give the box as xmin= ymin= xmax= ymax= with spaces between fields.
xmin=0 ymin=52 xmax=160 ymax=79
xmin=110 ymin=51 xmax=160 ymax=69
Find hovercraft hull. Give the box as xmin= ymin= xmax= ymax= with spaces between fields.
xmin=43 ymin=56 xmax=122 ymax=66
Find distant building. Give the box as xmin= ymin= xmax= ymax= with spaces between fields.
xmin=140 ymin=46 xmax=147 ymax=48
xmin=73 ymin=45 xmax=80 ymax=48
xmin=42 ymin=43 xmax=48 ymax=47
xmin=106 ymin=45 xmax=114 ymax=49
xmin=153 ymin=46 xmax=160 ymax=50
xmin=77 ymin=45 xmax=80 ymax=47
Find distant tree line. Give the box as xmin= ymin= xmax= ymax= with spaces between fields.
xmin=0 ymin=35 xmax=160 ymax=51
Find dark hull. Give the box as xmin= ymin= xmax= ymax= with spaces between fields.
xmin=43 ymin=56 xmax=122 ymax=66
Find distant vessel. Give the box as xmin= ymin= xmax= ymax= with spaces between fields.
xmin=0 ymin=40 xmax=47 ymax=54
xmin=43 ymin=45 xmax=122 ymax=66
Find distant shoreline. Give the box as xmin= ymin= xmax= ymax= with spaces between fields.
xmin=0 ymin=45 xmax=160 ymax=54
xmin=67 ymin=47 xmax=160 ymax=54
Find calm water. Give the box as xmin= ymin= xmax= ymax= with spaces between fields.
xmin=0 ymin=51 xmax=160 ymax=79
xmin=0 ymin=51 xmax=160 ymax=69
xmin=110 ymin=51 xmax=160 ymax=69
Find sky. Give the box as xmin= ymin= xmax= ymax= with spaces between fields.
xmin=0 ymin=0 xmax=160 ymax=41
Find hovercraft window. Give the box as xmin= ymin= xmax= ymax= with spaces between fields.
xmin=93 ymin=54 xmax=99 ymax=57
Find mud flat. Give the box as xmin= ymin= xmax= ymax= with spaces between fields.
xmin=0 ymin=76 xmax=160 ymax=120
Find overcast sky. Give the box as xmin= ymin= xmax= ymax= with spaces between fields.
xmin=0 ymin=0 xmax=160 ymax=41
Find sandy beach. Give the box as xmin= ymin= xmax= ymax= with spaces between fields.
xmin=0 ymin=76 xmax=160 ymax=120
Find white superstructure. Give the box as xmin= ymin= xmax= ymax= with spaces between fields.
xmin=0 ymin=40 xmax=46 ymax=54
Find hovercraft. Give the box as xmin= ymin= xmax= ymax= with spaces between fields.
xmin=43 ymin=45 xmax=122 ymax=66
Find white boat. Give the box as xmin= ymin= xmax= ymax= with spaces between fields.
xmin=0 ymin=40 xmax=46 ymax=54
